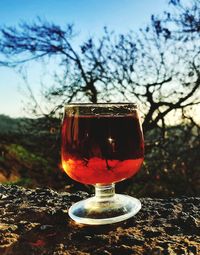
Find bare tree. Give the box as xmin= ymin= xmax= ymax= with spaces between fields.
xmin=0 ymin=0 xmax=199 ymax=135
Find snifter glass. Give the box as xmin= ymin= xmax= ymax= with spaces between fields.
xmin=61 ymin=103 xmax=144 ymax=225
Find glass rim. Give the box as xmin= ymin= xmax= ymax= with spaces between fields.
xmin=64 ymin=102 xmax=138 ymax=108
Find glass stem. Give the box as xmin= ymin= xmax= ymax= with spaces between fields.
xmin=95 ymin=184 xmax=115 ymax=200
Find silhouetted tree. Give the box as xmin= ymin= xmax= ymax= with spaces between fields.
xmin=0 ymin=0 xmax=199 ymax=135
xmin=0 ymin=0 xmax=200 ymax=196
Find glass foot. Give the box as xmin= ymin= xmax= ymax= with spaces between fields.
xmin=68 ymin=184 xmax=141 ymax=225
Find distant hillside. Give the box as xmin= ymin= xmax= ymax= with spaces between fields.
xmin=0 ymin=114 xmax=65 ymax=189
xmin=0 ymin=114 xmax=60 ymax=135
xmin=0 ymin=115 xmax=25 ymax=134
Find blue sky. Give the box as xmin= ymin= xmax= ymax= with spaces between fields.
xmin=0 ymin=0 xmax=169 ymax=117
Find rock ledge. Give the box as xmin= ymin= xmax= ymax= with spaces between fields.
xmin=0 ymin=185 xmax=199 ymax=255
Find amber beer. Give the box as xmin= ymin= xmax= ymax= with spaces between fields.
xmin=61 ymin=114 xmax=144 ymax=184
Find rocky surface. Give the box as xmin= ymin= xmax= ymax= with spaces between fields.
xmin=0 ymin=184 xmax=199 ymax=255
